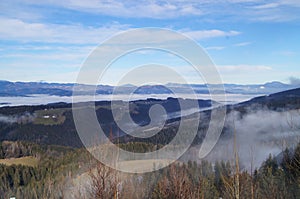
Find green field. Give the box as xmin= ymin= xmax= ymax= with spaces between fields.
xmin=0 ymin=156 xmax=38 ymax=167
xmin=117 ymin=159 xmax=173 ymax=173
xmin=34 ymin=108 xmax=66 ymax=125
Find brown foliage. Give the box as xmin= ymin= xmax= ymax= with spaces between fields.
xmin=89 ymin=162 xmax=119 ymax=199
xmin=153 ymin=164 xmax=193 ymax=199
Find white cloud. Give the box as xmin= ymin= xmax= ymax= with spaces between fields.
xmin=247 ymin=1 xmax=300 ymax=22
xmin=219 ymin=64 xmax=273 ymax=72
xmin=280 ymin=0 xmax=300 ymax=7
xmin=215 ymin=64 xmax=294 ymax=84
xmin=2 ymin=0 xmax=300 ymax=22
xmin=289 ymin=77 xmax=300 ymax=85
xmin=182 ymin=30 xmax=241 ymax=40
xmin=252 ymin=3 xmax=280 ymax=9
xmin=0 ymin=44 xmax=95 ymax=76
xmin=205 ymin=46 xmax=226 ymax=50
xmin=20 ymin=0 xmax=204 ymax=19
xmin=226 ymin=0 xmax=261 ymax=3
xmin=0 ymin=52 xmax=84 ymax=66
xmin=0 ymin=17 xmax=130 ymax=44
xmin=0 ymin=17 xmax=241 ymax=44
xmin=234 ymin=42 xmax=252 ymax=47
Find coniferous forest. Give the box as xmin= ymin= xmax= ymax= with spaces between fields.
xmin=0 ymin=140 xmax=299 ymax=198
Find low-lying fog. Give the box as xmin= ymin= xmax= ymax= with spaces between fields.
xmin=0 ymin=93 xmax=259 ymax=107
xmin=184 ymin=108 xmax=300 ymax=171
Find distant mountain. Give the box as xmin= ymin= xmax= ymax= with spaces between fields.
xmin=0 ymin=80 xmax=298 ymax=97
xmin=134 ymin=85 xmax=173 ymax=94
xmin=0 ymin=80 xmax=75 ymax=96
xmin=263 ymin=81 xmax=288 ymax=88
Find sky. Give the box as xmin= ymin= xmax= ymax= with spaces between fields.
xmin=0 ymin=0 xmax=300 ymax=85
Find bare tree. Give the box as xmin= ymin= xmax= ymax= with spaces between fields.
xmin=153 ymin=164 xmax=193 ymax=199
xmin=221 ymin=124 xmax=241 ymax=199
xmin=89 ymin=162 xmax=119 ymax=199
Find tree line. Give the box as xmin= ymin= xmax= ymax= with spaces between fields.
xmin=0 ymin=141 xmax=299 ymax=198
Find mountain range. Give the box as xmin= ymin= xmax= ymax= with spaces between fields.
xmin=0 ymin=80 xmax=299 ymax=97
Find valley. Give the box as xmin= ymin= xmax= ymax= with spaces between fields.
xmin=0 ymin=87 xmax=299 ymax=198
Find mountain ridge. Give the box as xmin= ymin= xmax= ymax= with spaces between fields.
xmin=0 ymin=80 xmax=298 ymax=97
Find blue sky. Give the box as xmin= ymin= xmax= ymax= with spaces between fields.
xmin=0 ymin=0 xmax=300 ymax=85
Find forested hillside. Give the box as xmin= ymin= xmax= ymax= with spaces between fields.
xmin=0 ymin=141 xmax=299 ymax=198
